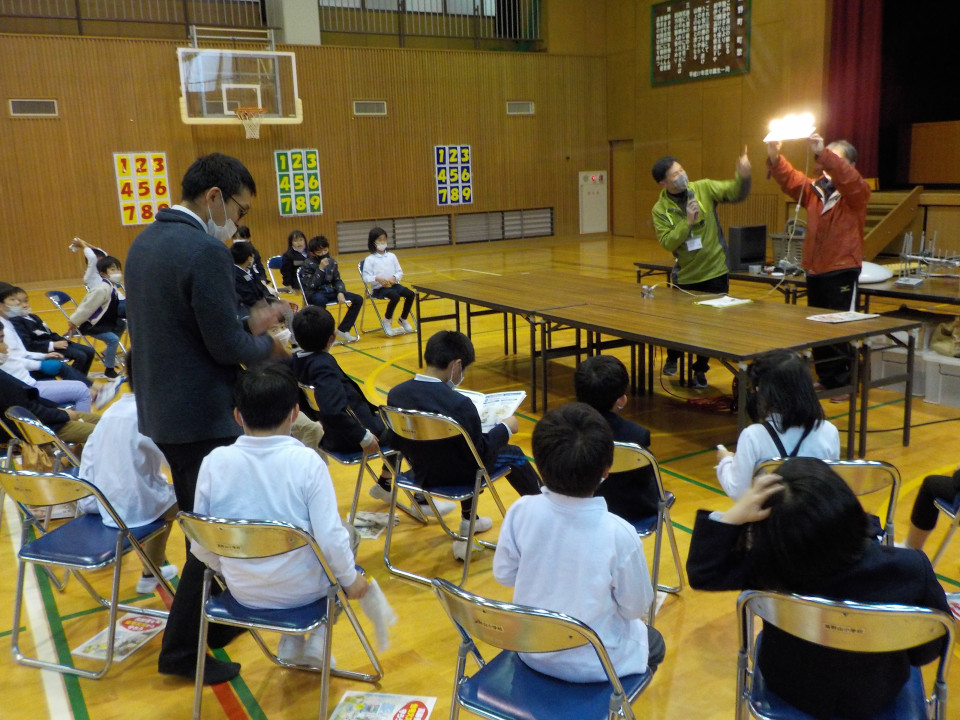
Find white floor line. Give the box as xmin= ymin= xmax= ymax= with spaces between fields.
xmin=455 ymin=268 xmax=503 ymax=276
xmin=4 ymin=495 xmax=73 ymax=718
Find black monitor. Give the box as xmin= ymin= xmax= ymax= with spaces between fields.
xmin=727 ymin=225 xmax=767 ymax=271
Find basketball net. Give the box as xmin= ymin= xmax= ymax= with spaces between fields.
xmin=235 ymin=107 xmax=266 ymax=139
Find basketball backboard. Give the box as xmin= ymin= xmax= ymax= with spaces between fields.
xmin=177 ymin=48 xmax=303 ymax=125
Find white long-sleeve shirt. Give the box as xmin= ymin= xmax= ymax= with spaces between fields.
xmin=0 ymin=315 xmax=45 ymax=381
xmin=77 ymin=394 xmax=176 ymax=527
xmin=191 ymin=434 xmax=357 ymax=609
xmin=361 ymin=252 xmax=403 ymax=291
xmin=716 ymin=415 xmax=840 ymax=500
xmin=493 ymin=488 xmax=653 ymax=682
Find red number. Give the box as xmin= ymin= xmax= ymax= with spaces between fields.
xmin=135 ymin=156 xmax=147 ymax=173
xmin=137 ymin=180 xmax=151 ymax=198
xmin=122 ymin=204 xmax=136 ymax=222
xmin=140 ymin=203 xmax=154 ymax=221
xmin=152 ymin=156 xmax=165 ymax=173
xmin=157 ymin=202 xmax=170 ymax=211
xmin=154 ymin=179 xmax=167 ymax=197
xmin=120 ymin=181 xmax=133 ymax=199
xmin=119 ymin=156 xmax=129 ymax=174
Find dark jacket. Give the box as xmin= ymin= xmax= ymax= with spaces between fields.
xmin=299 ymin=256 xmax=346 ymax=296
xmin=0 ymin=369 xmax=69 ymax=439
xmin=124 ymin=207 xmax=275 ymax=444
xmin=234 ymin=265 xmax=272 ymax=309
xmin=11 ymin=313 xmax=67 ymax=353
xmin=596 ymin=410 xmax=659 ymax=520
xmin=280 ymin=248 xmax=308 ymax=289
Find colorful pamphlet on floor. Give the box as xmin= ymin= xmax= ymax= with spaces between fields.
xmin=72 ymin=612 xmax=165 ymax=661
xmin=948 ymin=592 xmax=960 ymax=622
xmin=457 ymin=389 xmax=526 ymax=431
xmin=330 ymin=691 xmax=436 ymax=720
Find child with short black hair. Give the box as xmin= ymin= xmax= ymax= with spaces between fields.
xmin=232 ymin=225 xmax=267 ymax=284
xmin=298 ymin=235 xmax=363 ymax=344
xmin=493 ymin=402 xmax=664 ymax=682
xmin=191 ymin=363 xmax=367 ymax=665
xmin=574 ymin=355 xmax=659 ymax=520
xmin=69 ymin=255 xmax=126 ymax=379
xmin=361 ymin=227 xmax=415 ymax=336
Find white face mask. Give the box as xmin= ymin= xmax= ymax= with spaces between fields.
xmin=2 ymin=304 xmax=24 ymax=318
xmin=206 ymin=190 xmax=237 ymax=243
xmin=376 ymin=242 xmax=388 ymax=253
xmin=446 ymin=361 xmax=464 ymax=389
xmin=0 ymin=351 xmax=7 ymax=364
xmin=108 ymin=272 xmax=123 ymax=284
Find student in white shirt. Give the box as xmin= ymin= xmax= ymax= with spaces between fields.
xmin=716 ymin=349 xmax=839 ymax=500
xmin=361 ymin=227 xmax=415 ymax=336
xmin=77 ymin=352 xmax=179 ymax=593
xmin=191 ymin=363 xmax=367 ymax=665
xmin=493 ymin=402 xmax=664 ymax=682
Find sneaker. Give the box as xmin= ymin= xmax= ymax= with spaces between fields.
xmin=692 ymin=372 xmax=708 ymax=389
xmin=104 ymin=367 xmax=120 ymax=379
xmin=277 ymin=633 xmax=305 ymax=663
xmin=93 ymin=374 xmax=125 ymax=410
xmin=136 ymin=564 xmax=179 ymax=594
xmin=369 ymin=482 xmax=392 ymax=504
xmin=416 ymin=496 xmax=457 ymax=517
xmin=663 ymin=359 xmax=678 ymax=376
xmin=452 ymin=539 xmax=483 ymax=561
xmin=459 ymin=517 xmax=493 ymax=535
xmin=381 ymin=319 xmax=401 ymax=336
xmin=301 ymin=628 xmax=333 ymax=667
xmin=399 ymin=318 xmax=415 ymax=333
xmin=829 ymin=393 xmax=851 ymax=404
xmin=335 ymin=330 xmax=358 ymax=344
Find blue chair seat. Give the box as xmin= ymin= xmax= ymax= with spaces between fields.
xmin=206 ymin=589 xmax=329 ymax=633
xmin=750 ymin=665 xmax=926 ymax=720
xmin=459 ymin=651 xmax=651 ymax=720
xmin=395 ymin=468 xmax=510 ymax=501
xmin=323 ymin=445 xmax=395 ymax=465
xmin=19 ymin=514 xmax=164 ymax=567
xmin=625 ymin=491 xmax=675 ymax=535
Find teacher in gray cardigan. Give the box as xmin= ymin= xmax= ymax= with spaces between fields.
xmin=125 ymin=153 xmax=283 ymax=685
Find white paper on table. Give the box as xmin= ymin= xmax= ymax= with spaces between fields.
xmin=694 ymin=295 xmax=752 ymax=308
xmin=806 ymin=311 xmax=880 ymax=323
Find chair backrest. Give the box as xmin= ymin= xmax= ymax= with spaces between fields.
xmin=608 ymin=442 xmax=668 ymax=502
xmin=266 ymin=255 xmax=283 ymax=294
xmin=177 ymin=511 xmax=316 ymax=560
xmin=357 ymin=260 xmax=374 ymax=298
xmin=298 ymin=382 xmax=322 ymax=414
xmin=5 ymin=406 xmax=81 ymax=468
xmin=45 ymin=290 xmax=74 ymax=309
xmin=0 ymin=466 xmax=95 ymax=509
xmin=380 ymin=405 xmax=487 ymax=472
xmin=738 ymin=589 xmax=954 ymax=659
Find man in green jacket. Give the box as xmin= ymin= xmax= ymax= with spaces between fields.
xmin=651 ymin=148 xmax=751 ymax=388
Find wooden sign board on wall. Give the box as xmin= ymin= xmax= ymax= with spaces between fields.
xmin=651 ymin=0 xmax=750 ymax=86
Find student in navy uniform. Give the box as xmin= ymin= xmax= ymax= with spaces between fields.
xmin=298 ymin=235 xmax=362 ymax=344
xmin=7 ymin=287 xmax=94 ymax=384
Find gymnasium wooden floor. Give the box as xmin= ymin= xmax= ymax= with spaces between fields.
xmin=2 ymin=234 xmax=959 ymax=719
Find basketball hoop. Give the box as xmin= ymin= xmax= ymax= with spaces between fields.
xmin=234 ymin=107 xmax=267 ymax=139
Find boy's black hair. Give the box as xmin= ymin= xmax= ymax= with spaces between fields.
xmin=750 ymin=457 xmax=869 ymax=590
xmin=532 ymin=403 xmax=614 ymax=497
xmin=235 ymin=225 xmax=251 ymax=240
xmin=307 ymin=235 xmax=330 ymax=254
xmin=181 ymin=153 xmax=257 ymax=203
xmin=96 ymin=256 xmax=121 ymax=275
xmin=234 ymin=363 xmax=299 ymax=431
xmin=287 ymin=229 xmax=306 ymax=248
xmin=367 ymin=226 xmax=389 ymax=254
xmin=292 ymin=305 xmax=336 ymax=352
xmin=745 ymin=349 xmax=824 ymax=433
xmin=423 ymin=330 xmax=475 ymax=370
xmin=652 ymin=156 xmax=678 ymax=183
xmin=574 ymin=355 xmax=629 ymax=412
xmin=10 ymin=286 xmax=26 ymax=297
xmin=230 ymin=242 xmax=255 ymax=265
xmin=0 ymin=283 xmax=17 ymax=302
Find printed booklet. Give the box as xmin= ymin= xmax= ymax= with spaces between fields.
xmin=457 ymin=389 xmax=526 ymax=431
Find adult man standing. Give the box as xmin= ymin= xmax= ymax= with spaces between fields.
xmin=125 ymin=153 xmax=281 ymax=684
xmin=651 ymin=148 xmax=751 ymax=388
xmin=767 ymin=134 xmax=870 ymax=392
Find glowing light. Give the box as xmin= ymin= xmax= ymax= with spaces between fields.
xmin=763 ymin=113 xmax=816 ymax=142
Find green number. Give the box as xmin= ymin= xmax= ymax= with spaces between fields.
xmin=460 ymin=146 xmax=470 ymax=162
xmin=291 ymin=153 xmax=303 ymax=170
xmin=309 ymin=194 xmax=321 ymax=211
xmin=280 ymin=196 xmax=292 ymax=214
xmin=437 ymin=168 xmax=447 ymax=183
xmin=293 ymin=174 xmax=305 ymax=191
xmin=307 ymin=174 xmax=319 ymax=190
xmin=305 ymin=151 xmax=318 ymax=169
xmin=451 ymin=187 xmax=460 ymax=202
xmin=276 ymin=153 xmax=288 ymax=172
xmin=278 ymin=176 xmax=291 ymax=192
xmin=295 ymin=195 xmax=307 ymax=212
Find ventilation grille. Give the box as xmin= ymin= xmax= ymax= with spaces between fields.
xmin=9 ymin=99 xmax=59 ymax=118
xmin=456 ymin=208 xmax=554 ymax=243
xmin=353 ymin=100 xmax=387 ymax=116
xmin=506 ymin=101 xmax=535 ymax=115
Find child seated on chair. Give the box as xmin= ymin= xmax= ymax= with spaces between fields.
xmin=686 ymin=457 xmax=950 ymax=719
xmin=388 ymin=330 xmax=542 ymax=561
xmin=67 ymin=254 xmax=126 ymax=379
xmin=8 ymin=287 xmax=95 ymax=385
xmin=493 ymin=402 xmax=664 ymax=682
xmin=574 ymin=355 xmax=659 ymax=521
xmin=361 ymin=227 xmax=415 ymax=337
xmin=232 ymin=225 xmax=268 ymax=287
xmin=77 ymin=353 xmax=179 ymax=594
xmin=299 ymin=235 xmax=363 ymax=344
xmin=903 ymin=466 xmax=960 ymax=553
xmin=191 ymin=363 xmax=367 ymax=665
xmin=231 ymin=242 xmax=295 ymax=330
xmin=715 ymin=349 xmax=839 ymax=500
xmin=280 ymin=229 xmax=309 ymax=292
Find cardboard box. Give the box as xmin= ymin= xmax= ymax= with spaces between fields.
xmin=869 ymin=346 xmax=926 ymax=396
xmin=924 ymin=352 xmax=960 ymax=407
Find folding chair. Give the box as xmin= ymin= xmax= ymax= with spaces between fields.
xmin=177 ymin=512 xmax=383 ymax=720
xmin=5 ymin=405 xmax=80 ymax=472
xmin=296 ymin=382 xmax=420 ymax=525
xmin=736 ymin=590 xmax=955 ymax=720
xmin=0 ymin=415 xmax=23 ymax=534
xmin=266 ymin=255 xmax=289 ymax=294
xmin=607 ymin=442 xmax=685 ymax=624
xmin=45 ymin=289 xmax=126 ymax=371
xmin=432 ymin=577 xmax=654 ymax=720
xmin=356 ymin=259 xmax=417 ymax=335
xmin=297 ymin=267 xmax=360 ymax=340
xmin=756 ymin=458 xmax=900 ymax=546
xmin=0 ymin=467 xmax=173 ymax=679
xmin=378 ymin=406 xmax=508 ymax=587
xmin=930 ymin=491 xmax=960 ymax=569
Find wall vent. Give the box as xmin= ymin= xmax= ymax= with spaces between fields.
xmin=506 ymin=101 xmax=534 ymax=115
xmin=353 ymin=100 xmax=387 ymax=116
xmin=9 ymin=99 xmax=59 ymax=118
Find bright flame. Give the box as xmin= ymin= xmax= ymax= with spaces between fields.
xmin=763 ymin=113 xmax=816 ymax=142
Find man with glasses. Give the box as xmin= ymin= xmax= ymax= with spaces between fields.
xmin=125 ymin=153 xmax=284 ymax=686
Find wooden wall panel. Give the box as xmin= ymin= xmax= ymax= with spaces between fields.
xmin=0 ymin=35 xmax=606 ymax=284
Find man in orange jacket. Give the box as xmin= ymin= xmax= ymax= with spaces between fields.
xmin=767 ymin=134 xmax=871 ymax=391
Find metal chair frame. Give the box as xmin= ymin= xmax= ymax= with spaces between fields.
xmin=756 ymin=458 xmax=900 ymax=545
xmin=265 ymin=255 xmax=290 ymax=295
xmin=0 ymin=467 xmax=173 ymax=679
xmin=432 ymin=577 xmax=652 ymax=720
xmin=45 ymin=289 xmax=126 ymax=371
xmin=736 ymin=590 xmax=955 ymax=720
xmin=930 ymin=492 xmax=960 ymax=569
xmin=296 ymin=382 xmax=421 ymax=524
xmin=379 ymin=405 xmax=508 ymax=587
xmin=296 ymin=266 xmax=361 ymax=340
xmin=177 ymin=512 xmax=383 ymax=720
xmin=356 ymin=259 xmax=418 ymax=335
xmin=607 ymin=442 xmax=685 ymax=624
